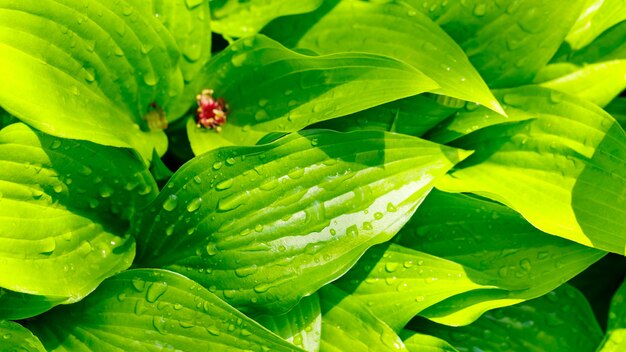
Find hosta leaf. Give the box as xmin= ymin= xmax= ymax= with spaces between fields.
xmin=597 ymin=278 xmax=626 ymax=351
xmin=335 ymin=190 xmax=603 ymax=328
xmin=410 ymin=285 xmax=603 ymax=352
xmin=606 ymin=97 xmax=626 ymax=129
xmin=133 ymin=129 xmax=470 ymax=314
xmin=399 ymin=330 xmax=458 ymax=352
xmin=435 ymin=86 xmax=626 ymax=254
xmin=263 ymin=0 xmax=504 ymax=115
xmin=536 ymin=60 xmax=626 ymax=107
xmin=256 ymin=293 xmax=322 ymax=352
xmin=406 ymin=0 xmax=585 ymax=88
xmin=566 ymin=0 xmax=626 ymax=50
xmin=186 ymin=34 xmax=438 ymax=154
xmin=567 ymin=20 xmax=626 ymax=64
xmin=0 ymin=320 xmax=46 ymax=352
xmin=211 ymin=0 xmax=322 ymax=37
xmin=0 ymin=123 xmax=157 ymax=304
xmin=0 ymin=288 xmax=65 ymax=321
xmin=26 ymin=269 xmax=301 ymax=352
xmin=139 ymin=0 xmax=213 ymax=120
xmin=310 ymin=94 xmax=459 ymax=137
xmin=0 ymin=0 xmax=185 ymax=159
xmin=319 ymin=285 xmax=408 ymax=352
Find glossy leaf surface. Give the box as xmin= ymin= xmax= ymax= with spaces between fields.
xmin=263 ymin=0 xmax=504 ymax=115
xmin=0 ymin=320 xmax=46 ymax=352
xmin=0 ymin=123 xmax=156 ymax=303
xmin=411 ymin=285 xmax=603 ymax=352
xmin=134 ymin=129 xmax=470 ymax=314
xmin=435 ymin=86 xmax=626 ymax=254
xmin=27 ymin=269 xmax=300 ymax=352
xmin=335 ymin=190 xmax=603 ymax=328
xmin=186 ymin=34 xmax=438 ymax=154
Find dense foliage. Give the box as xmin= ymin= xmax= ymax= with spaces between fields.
xmin=1 ymin=0 xmax=625 ymax=351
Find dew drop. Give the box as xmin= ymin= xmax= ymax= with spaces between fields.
xmin=132 ymin=277 xmax=146 ymax=292
xmin=50 ymin=139 xmax=62 ymax=150
xmin=163 ymin=194 xmax=178 ymax=211
xmin=386 ymin=203 xmax=397 ymax=212
xmin=254 ymin=283 xmax=271 ymax=293
xmin=99 ymin=185 xmax=113 ymax=198
xmin=152 ymin=316 xmax=167 ymax=334
xmin=385 ymin=262 xmax=399 ymax=273
xmin=216 ymin=179 xmax=234 ymax=190
xmin=146 ymin=282 xmax=168 ymax=303
xmin=206 ymin=243 xmax=218 ymax=256
xmin=212 ymin=161 xmax=223 ymax=170
xmin=186 ymin=197 xmax=202 ymax=212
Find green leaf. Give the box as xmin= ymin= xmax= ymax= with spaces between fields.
xmin=399 ymin=330 xmax=458 ymax=352
xmin=597 ymin=277 xmax=626 ymax=351
xmin=566 ymin=0 xmax=626 ymax=50
xmin=186 ymin=34 xmax=439 ymax=154
xmin=334 ymin=190 xmax=603 ymax=328
xmin=26 ymin=269 xmax=301 ymax=352
xmin=0 ymin=0 xmax=186 ymax=160
xmin=536 ymin=60 xmax=626 ymax=107
xmin=133 ymin=129 xmax=470 ymax=315
xmin=567 ymin=20 xmax=626 ymax=64
xmin=211 ymin=0 xmax=322 ymax=37
xmin=263 ymin=0 xmax=504 ymax=115
xmin=0 ymin=123 xmax=157 ymax=304
xmin=606 ymin=97 xmax=626 ymax=129
xmin=256 ymin=293 xmax=321 ymax=352
xmin=319 ymin=285 xmax=408 ymax=352
xmin=310 ymin=94 xmax=459 ymax=137
xmin=0 ymin=320 xmax=46 ymax=352
xmin=406 ymin=0 xmax=586 ymax=88
xmin=0 ymin=288 xmax=65 ymax=320
xmin=141 ymin=0 xmax=213 ymax=120
xmin=410 ymin=285 xmax=603 ymax=352
xmin=435 ymin=86 xmax=626 ymax=254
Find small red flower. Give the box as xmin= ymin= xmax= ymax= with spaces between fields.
xmin=195 ymin=89 xmax=228 ymax=132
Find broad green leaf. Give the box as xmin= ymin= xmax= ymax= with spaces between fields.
xmin=0 ymin=320 xmax=46 ymax=352
xmin=566 ymin=0 xmax=626 ymax=50
xmin=335 ymin=190 xmax=603 ymax=328
xmin=406 ymin=0 xmax=586 ymax=88
xmin=186 ymin=34 xmax=438 ymax=154
xmin=536 ymin=60 xmax=626 ymax=107
xmin=410 ymin=285 xmax=603 ymax=352
xmin=435 ymin=86 xmax=626 ymax=254
xmin=567 ymin=20 xmax=626 ymax=64
xmin=0 ymin=288 xmax=65 ymax=320
xmin=211 ymin=0 xmax=322 ymax=37
xmin=26 ymin=269 xmax=301 ymax=352
xmin=140 ymin=0 xmax=213 ymax=120
xmin=310 ymin=94 xmax=459 ymax=137
xmin=0 ymin=0 xmax=187 ymax=160
xmin=399 ymin=330 xmax=458 ymax=352
xmin=319 ymin=285 xmax=408 ymax=352
xmin=0 ymin=123 xmax=157 ymax=303
xmin=133 ymin=129 xmax=470 ymax=314
xmin=263 ymin=0 xmax=504 ymax=115
xmin=256 ymin=293 xmax=321 ymax=352
xmin=597 ymin=278 xmax=626 ymax=351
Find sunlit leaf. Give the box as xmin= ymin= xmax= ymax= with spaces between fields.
xmin=133 ymin=129 xmax=470 ymax=315
xmin=566 ymin=0 xmax=626 ymax=50
xmin=186 ymin=34 xmax=438 ymax=154
xmin=0 ymin=123 xmax=157 ymax=310
xmin=400 ymin=330 xmax=458 ymax=352
xmin=26 ymin=269 xmax=301 ymax=352
xmin=263 ymin=0 xmax=504 ymax=115
xmin=435 ymin=86 xmax=626 ymax=254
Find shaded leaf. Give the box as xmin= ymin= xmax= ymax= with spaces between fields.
xmin=211 ymin=0 xmax=322 ymax=37
xmin=335 ymin=190 xmax=603 ymax=328
xmin=263 ymin=0 xmax=504 ymax=115
xmin=256 ymin=293 xmax=321 ymax=352
xmin=407 ymin=0 xmax=586 ymax=88
xmin=0 ymin=0 xmax=187 ymax=159
xmin=319 ymin=285 xmax=407 ymax=352
xmin=186 ymin=34 xmax=438 ymax=154
xmin=0 ymin=320 xmax=46 ymax=352
xmin=410 ymin=285 xmax=603 ymax=352
xmin=435 ymin=86 xmax=626 ymax=254
xmin=0 ymin=288 xmax=65 ymax=321
xmin=133 ymin=129 xmax=470 ymax=315
xmin=597 ymin=277 xmax=626 ymax=351
xmin=26 ymin=269 xmax=301 ymax=352
xmin=606 ymin=97 xmax=626 ymax=129
xmin=567 ymin=20 xmax=626 ymax=64
xmin=0 ymin=123 xmax=157 ymax=306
